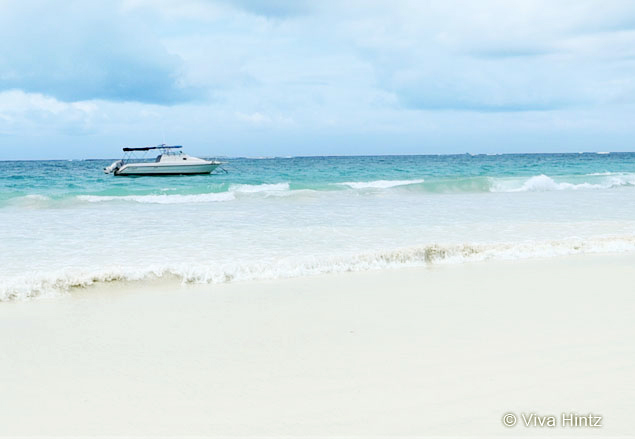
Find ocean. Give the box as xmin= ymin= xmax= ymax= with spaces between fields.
xmin=2 ymin=152 xmax=635 ymax=301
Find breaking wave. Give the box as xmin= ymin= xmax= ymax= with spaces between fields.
xmin=337 ymin=173 xmax=635 ymax=193
xmin=77 ymin=192 xmax=236 ymax=204
xmin=491 ymin=173 xmax=635 ymax=192
xmin=75 ymin=183 xmax=292 ymax=204
xmin=338 ymin=179 xmax=425 ymax=189
xmin=4 ymin=173 xmax=635 ymax=208
xmin=3 ymin=235 xmax=635 ymax=301
xmin=229 ymin=182 xmax=290 ymax=193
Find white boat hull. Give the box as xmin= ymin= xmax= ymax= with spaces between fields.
xmin=115 ymin=162 xmax=220 ymax=176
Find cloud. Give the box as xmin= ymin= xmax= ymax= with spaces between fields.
xmin=0 ymin=1 xmax=195 ymax=104
xmin=335 ymin=0 xmax=635 ymax=112
xmin=3 ymin=0 xmax=635 ymax=158
xmin=469 ymin=48 xmax=554 ymax=59
xmin=217 ymin=0 xmax=312 ymax=17
xmin=0 ymin=90 xmax=99 ymax=137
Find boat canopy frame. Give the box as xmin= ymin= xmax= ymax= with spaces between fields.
xmin=120 ymin=144 xmax=183 ymax=164
xmin=122 ymin=144 xmax=182 ymax=152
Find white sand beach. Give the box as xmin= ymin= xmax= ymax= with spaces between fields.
xmin=1 ymin=255 xmax=634 ymax=437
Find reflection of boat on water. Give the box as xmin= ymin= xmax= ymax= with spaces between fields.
xmin=104 ymin=144 xmax=223 ymax=176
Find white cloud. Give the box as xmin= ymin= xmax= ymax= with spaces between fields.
xmin=2 ymin=0 xmax=635 ymax=158
xmin=0 ymin=1 xmax=194 ymax=104
xmin=0 ymin=90 xmax=98 ymax=132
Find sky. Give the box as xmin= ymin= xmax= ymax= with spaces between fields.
xmin=1 ymin=0 xmax=635 ymax=159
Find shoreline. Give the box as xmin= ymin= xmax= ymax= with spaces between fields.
xmin=1 ymin=254 xmax=634 ymax=436
xmin=5 ymin=234 xmax=635 ymax=302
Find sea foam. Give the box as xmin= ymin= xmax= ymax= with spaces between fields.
xmin=3 ymin=235 xmax=635 ymax=302
xmin=74 ymin=183 xmax=292 ymax=204
xmin=338 ymin=179 xmax=425 ymax=189
xmin=77 ymin=192 xmax=236 ymax=204
xmin=229 ymin=182 xmax=290 ymax=193
xmin=491 ymin=173 xmax=635 ymax=192
xmin=5 ymin=173 xmax=635 ymax=209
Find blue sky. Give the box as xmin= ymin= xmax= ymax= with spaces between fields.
xmin=1 ymin=0 xmax=635 ymax=159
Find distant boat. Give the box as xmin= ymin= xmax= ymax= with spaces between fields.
xmin=104 ymin=144 xmax=222 ymax=176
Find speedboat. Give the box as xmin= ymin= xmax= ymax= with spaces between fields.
xmin=104 ymin=144 xmax=222 ymax=176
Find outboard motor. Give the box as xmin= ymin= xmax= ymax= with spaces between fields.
xmin=104 ymin=160 xmax=123 ymax=174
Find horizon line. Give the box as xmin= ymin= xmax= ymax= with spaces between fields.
xmin=0 ymin=150 xmax=630 ymax=162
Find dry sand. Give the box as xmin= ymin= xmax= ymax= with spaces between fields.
xmin=1 ymin=255 xmax=634 ymax=437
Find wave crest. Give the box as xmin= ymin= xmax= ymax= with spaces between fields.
xmin=491 ymin=173 xmax=635 ymax=192
xmin=229 ymin=182 xmax=290 ymax=193
xmin=4 ymin=173 xmax=635 ymax=209
xmin=74 ymin=183 xmax=293 ymax=204
xmin=3 ymin=235 xmax=635 ymax=301
xmin=77 ymin=192 xmax=236 ymax=204
xmin=338 ymin=179 xmax=425 ymax=189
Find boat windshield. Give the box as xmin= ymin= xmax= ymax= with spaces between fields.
xmin=155 ymin=154 xmax=162 ymax=162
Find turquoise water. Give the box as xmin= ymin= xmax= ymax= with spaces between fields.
xmin=2 ymin=153 xmax=635 ymax=203
xmin=1 ymin=152 xmax=635 ymax=300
